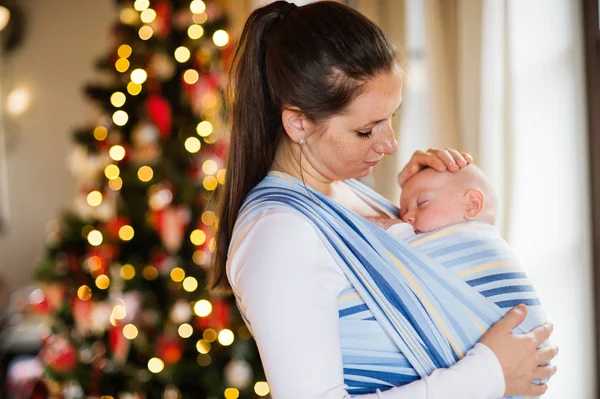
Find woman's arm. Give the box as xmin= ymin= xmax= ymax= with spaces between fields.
xmin=228 ymin=211 xmax=505 ymax=399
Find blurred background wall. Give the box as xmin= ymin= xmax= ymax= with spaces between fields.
xmin=0 ymin=0 xmax=115 ymax=302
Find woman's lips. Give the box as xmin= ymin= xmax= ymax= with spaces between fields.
xmin=364 ymin=159 xmax=381 ymax=167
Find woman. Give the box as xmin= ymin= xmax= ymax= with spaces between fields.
xmin=211 ymin=1 xmax=558 ymax=398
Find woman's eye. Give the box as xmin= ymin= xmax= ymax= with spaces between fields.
xmin=357 ymin=130 xmax=373 ymax=139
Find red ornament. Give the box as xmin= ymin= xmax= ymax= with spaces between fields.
xmin=153 ymin=1 xmax=172 ymax=36
xmin=105 ymin=216 xmax=130 ymax=238
xmin=40 ymin=336 xmax=78 ymax=374
xmin=195 ymin=298 xmax=230 ymax=330
xmin=153 ymin=206 xmax=191 ymax=253
xmin=72 ymin=297 xmax=94 ymax=335
xmin=109 ymin=325 xmax=130 ymax=365
xmin=156 ymin=336 xmax=182 ymax=365
xmin=146 ymin=95 xmax=172 ymax=138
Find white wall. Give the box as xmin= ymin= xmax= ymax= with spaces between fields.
xmin=0 ymin=0 xmax=114 ymax=302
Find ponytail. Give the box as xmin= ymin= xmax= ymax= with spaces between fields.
xmin=210 ymin=1 xmax=397 ymax=292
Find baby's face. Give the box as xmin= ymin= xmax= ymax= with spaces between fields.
xmin=399 ymin=169 xmax=467 ymax=233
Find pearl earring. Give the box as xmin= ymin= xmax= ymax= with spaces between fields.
xmin=298 ymin=137 xmax=305 ymax=145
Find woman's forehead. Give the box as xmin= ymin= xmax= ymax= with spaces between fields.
xmin=345 ymin=69 xmax=403 ymax=120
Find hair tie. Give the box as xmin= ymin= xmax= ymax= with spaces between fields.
xmin=279 ymin=2 xmax=297 ymax=21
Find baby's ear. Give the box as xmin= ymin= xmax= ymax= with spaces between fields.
xmin=464 ymin=188 xmax=484 ymax=220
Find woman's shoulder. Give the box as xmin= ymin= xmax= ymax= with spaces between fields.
xmin=227 ymin=208 xmax=347 ymax=291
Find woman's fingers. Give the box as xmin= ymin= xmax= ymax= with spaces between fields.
xmin=427 ymin=148 xmax=458 ymax=171
xmin=461 ymin=152 xmax=473 ymax=164
xmin=445 ymin=148 xmax=467 ymax=166
xmin=529 ymin=322 xmax=554 ymax=346
xmin=398 ymin=148 xmax=476 ymax=187
xmin=533 ymin=365 xmax=558 ymax=380
xmin=536 ymin=345 xmax=559 ymax=364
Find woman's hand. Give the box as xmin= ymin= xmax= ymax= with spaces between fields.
xmin=479 ymin=304 xmax=559 ymax=397
xmin=397 ymin=148 xmax=473 ymax=188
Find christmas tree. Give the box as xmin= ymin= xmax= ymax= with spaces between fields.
xmin=33 ymin=1 xmax=266 ymax=398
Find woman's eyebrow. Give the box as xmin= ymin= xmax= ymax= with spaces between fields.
xmin=365 ymin=104 xmax=402 ymax=125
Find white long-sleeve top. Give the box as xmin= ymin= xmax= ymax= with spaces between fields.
xmin=227 ymin=209 xmax=505 ymax=399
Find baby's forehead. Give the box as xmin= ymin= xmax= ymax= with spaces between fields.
xmin=404 ymin=169 xmax=450 ymax=191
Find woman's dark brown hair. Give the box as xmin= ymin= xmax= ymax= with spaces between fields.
xmin=210 ymin=1 xmax=397 ymax=291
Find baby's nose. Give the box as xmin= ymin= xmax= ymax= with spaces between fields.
xmin=402 ymin=211 xmax=415 ymax=225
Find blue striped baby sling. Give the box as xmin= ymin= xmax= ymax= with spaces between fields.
xmin=236 ymin=172 xmax=546 ymax=398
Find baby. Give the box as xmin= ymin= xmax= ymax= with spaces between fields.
xmin=383 ymin=164 xmax=498 ymax=238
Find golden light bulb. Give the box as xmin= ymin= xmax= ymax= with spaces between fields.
xmin=182 ymin=277 xmax=198 ymax=292
xmin=113 ymin=305 xmax=127 ymax=320
xmin=174 ymin=46 xmax=191 ymax=63
xmin=148 ymin=357 xmax=164 ymax=373
xmin=202 ymin=160 xmax=218 ymax=175
xmin=192 ymin=13 xmax=208 ymax=24
xmin=109 ymin=177 xmax=123 ymax=191
xmin=217 ymin=329 xmax=234 ymax=346
xmin=115 ymin=58 xmax=130 ymax=73
xmin=120 ymin=8 xmax=138 ymax=25
xmin=118 ymin=45 xmax=132 ymax=58
xmin=197 ymin=354 xmax=211 ymax=366
xmin=143 ymin=265 xmax=158 ymax=280
xmin=202 ymin=93 xmax=218 ymax=108
xmin=196 ymin=339 xmax=211 ymax=354
xmin=224 ymin=388 xmax=239 ymax=399
xmin=192 ymin=250 xmax=207 ymax=266
xmin=131 ymin=68 xmax=148 ymax=84
xmin=113 ymin=110 xmax=129 ymax=126
xmin=190 ymin=229 xmax=206 ymax=246
xmin=95 ymin=274 xmax=110 ymax=290
xmin=254 ymin=382 xmax=270 ymax=397
xmin=184 ymin=137 xmax=201 ymax=153
xmin=140 ymin=8 xmax=156 ymax=23
xmin=213 ymin=30 xmax=229 ymax=47
xmin=77 ymin=285 xmax=92 ymax=301
xmin=109 ymin=145 xmax=126 ymax=161
xmin=137 ymin=166 xmax=154 ymax=182
xmin=121 ymin=264 xmax=136 ymax=280
xmin=201 ymin=211 xmax=216 ymax=226
xmin=87 ymin=230 xmax=103 ymax=246
xmin=203 ymin=328 xmax=217 ymax=342
xmin=127 ymin=82 xmax=142 ymax=96
xmin=190 ymin=0 xmax=206 ymax=14
xmin=193 ymin=300 xmax=212 ymax=317
xmin=105 ymin=165 xmax=120 ymax=180
xmin=94 ymin=126 xmax=108 ymax=141
xmin=183 ymin=69 xmax=199 ymax=84
xmin=119 ymin=225 xmax=135 ymax=241
xmin=139 ymin=26 xmax=154 ymax=40
xmin=134 ymin=0 xmax=150 ymax=11
xmin=170 ymin=267 xmax=185 ymax=283
xmin=217 ymin=169 xmax=226 ymax=185
xmin=110 ymin=92 xmax=126 ymax=108
xmin=87 ymin=191 xmax=103 ymax=207
xmin=123 ymin=324 xmax=139 ymax=339
xmin=178 ymin=323 xmax=194 ymax=338
xmin=196 ymin=121 xmax=213 ymax=137
xmin=203 ymin=176 xmax=218 ymax=191
xmin=187 ymin=24 xmax=204 ymax=40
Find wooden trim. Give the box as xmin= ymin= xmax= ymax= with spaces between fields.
xmin=583 ymin=0 xmax=600 ymax=392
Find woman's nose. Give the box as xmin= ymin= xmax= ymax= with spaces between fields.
xmin=374 ymin=128 xmax=398 ymax=155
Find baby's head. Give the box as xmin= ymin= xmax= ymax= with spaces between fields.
xmin=399 ymin=164 xmax=497 ymax=233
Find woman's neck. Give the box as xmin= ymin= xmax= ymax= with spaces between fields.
xmin=270 ymin=138 xmax=336 ymax=196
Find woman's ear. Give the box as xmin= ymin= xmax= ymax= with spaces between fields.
xmin=282 ymin=107 xmax=310 ymax=143
xmin=464 ymin=188 xmax=484 ymax=220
